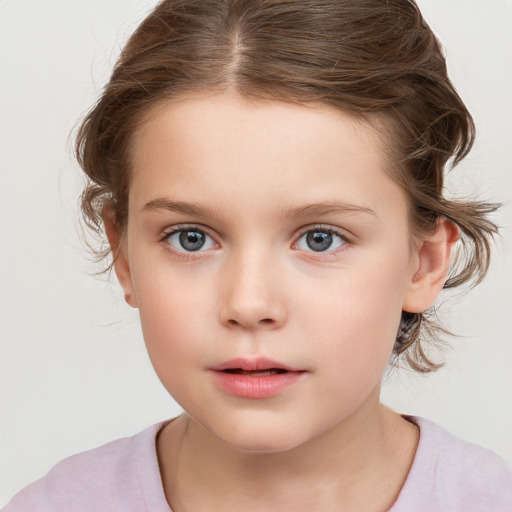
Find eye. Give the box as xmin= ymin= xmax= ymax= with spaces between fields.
xmin=295 ymin=228 xmax=347 ymax=252
xmin=164 ymin=228 xmax=216 ymax=252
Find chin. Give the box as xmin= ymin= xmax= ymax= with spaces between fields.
xmin=208 ymin=416 xmax=313 ymax=455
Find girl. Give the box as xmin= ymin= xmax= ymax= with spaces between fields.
xmin=3 ymin=0 xmax=511 ymax=510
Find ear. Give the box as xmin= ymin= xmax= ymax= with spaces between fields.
xmin=103 ymin=208 xmax=138 ymax=308
xmin=402 ymin=217 xmax=459 ymax=313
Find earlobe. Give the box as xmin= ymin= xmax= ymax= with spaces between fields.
xmin=103 ymin=208 xmax=138 ymax=309
xmin=402 ymin=218 xmax=459 ymax=313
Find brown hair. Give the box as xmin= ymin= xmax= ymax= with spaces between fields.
xmin=76 ymin=0 xmax=499 ymax=372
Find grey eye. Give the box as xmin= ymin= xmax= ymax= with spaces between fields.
xmin=166 ymin=229 xmax=215 ymax=252
xmin=179 ymin=230 xmax=206 ymax=251
xmin=306 ymin=231 xmax=332 ymax=251
xmin=296 ymin=229 xmax=346 ymax=252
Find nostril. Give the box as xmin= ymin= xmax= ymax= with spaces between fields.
xmin=226 ymin=317 xmax=275 ymax=328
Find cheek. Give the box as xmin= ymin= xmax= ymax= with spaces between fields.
xmin=296 ymin=271 xmax=406 ymax=419
xmin=298 ymin=257 xmax=409 ymax=365
xmin=136 ymin=290 xmax=212 ymax=405
xmin=131 ymin=264 xmax=214 ymax=365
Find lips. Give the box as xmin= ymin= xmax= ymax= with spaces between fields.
xmin=210 ymin=358 xmax=306 ymax=399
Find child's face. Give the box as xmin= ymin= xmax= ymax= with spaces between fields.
xmin=117 ymin=93 xmax=421 ymax=452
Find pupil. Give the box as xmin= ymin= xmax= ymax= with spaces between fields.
xmin=179 ymin=230 xmax=205 ymax=251
xmin=306 ymin=231 xmax=332 ymax=252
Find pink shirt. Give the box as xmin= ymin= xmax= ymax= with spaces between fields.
xmin=4 ymin=416 xmax=512 ymax=511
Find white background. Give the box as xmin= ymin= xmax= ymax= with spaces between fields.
xmin=1 ymin=0 xmax=511 ymax=505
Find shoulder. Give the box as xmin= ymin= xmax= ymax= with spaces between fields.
xmin=416 ymin=416 xmax=512 ymax=492
xmin=392 ymin=416 xmax=512 ymax=512
xmin=4 ymin=422 xmax=169 ymax=512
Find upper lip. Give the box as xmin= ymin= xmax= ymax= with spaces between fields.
xmin=210 ymin=357 xmax=302 ymax=372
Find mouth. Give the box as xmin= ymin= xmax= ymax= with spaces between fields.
xmin=210 ymin=358 xmax=306 ymax=399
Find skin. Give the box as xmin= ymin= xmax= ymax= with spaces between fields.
xmin=106 ymin=92 xmax=458 ymax=511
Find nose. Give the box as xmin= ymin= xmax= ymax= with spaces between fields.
xmin=218 ymin=250 xmax=287 ymax=331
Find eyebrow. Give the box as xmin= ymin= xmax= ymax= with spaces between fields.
xmin=277 ymin=201 xmax=377 ymax=219
xmin=142 ymin=199 xmax=215 ymax=218
xmin=142 ymin=198 xmax=376 ymax=219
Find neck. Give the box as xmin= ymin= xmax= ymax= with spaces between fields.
xmin=157 ymin=394 xmax=419 ymax=512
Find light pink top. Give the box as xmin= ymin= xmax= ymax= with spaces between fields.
xmin=4 ymin=417 xmax=512 ymax=511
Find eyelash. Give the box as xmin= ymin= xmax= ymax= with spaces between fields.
xmin=159 ymin=224 xmax=351 ymax=259
xmin=159 ymin=224 xmax=218 ymax=260
xmin=294 ymin=225 xmax=350 ymax=257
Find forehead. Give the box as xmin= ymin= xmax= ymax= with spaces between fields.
xmin=133 ymin=93 xmax=383 ymax=162
xmin=128 ymin=93 xmax=406 ymax=221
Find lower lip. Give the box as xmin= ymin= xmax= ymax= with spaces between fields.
xmin=211 ymin=371 xmax=305 ymax=399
